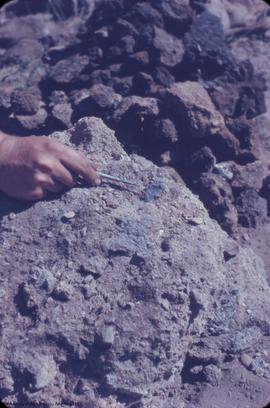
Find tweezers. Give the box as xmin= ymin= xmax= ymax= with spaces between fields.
xmin=97 ymin=172 xmax=139 ymax=187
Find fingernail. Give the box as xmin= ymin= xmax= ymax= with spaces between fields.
xmin=94 ymin=178 xmax=101 ymax=186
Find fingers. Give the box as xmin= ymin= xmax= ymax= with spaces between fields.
xmin=27 ymin=187 xmax=48 ymax=201
xmin=45 ymin=179 xmax=67 ymax=193
xmin=59 ymin=146 xmax=100 ymax=186
xmin=51 ymin=162 xmax=78 ymax=188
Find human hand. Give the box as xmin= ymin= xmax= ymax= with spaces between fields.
xmin=0 ymin=133 xmax=100 ymax=201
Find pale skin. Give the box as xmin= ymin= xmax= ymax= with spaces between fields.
xmin=0 ymin=132 xmax=101 ymax=201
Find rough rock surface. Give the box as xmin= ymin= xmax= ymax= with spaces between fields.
xmin=0 ymin=117 xmax=270 ymax=407
xmin=160 ymin=81 xmax=226 ymax=139
xmin=0 ymin=0 xmax=268 ymax=236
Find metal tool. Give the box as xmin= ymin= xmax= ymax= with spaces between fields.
xmin=97 ymin=172 xmax=139 ymax=187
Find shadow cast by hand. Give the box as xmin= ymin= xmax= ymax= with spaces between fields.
xmin=0 ymin=193 xmax=32 ymax=220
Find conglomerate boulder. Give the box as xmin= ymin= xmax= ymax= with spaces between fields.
xmin=0 ymin=117 xmax=269 ymax=407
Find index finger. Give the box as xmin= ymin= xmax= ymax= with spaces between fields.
xmin=58 ymin=146 xmax=101 ymax=186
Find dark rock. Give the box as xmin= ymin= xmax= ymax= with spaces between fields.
xmin=194 ymin=172 xmax=238 ymax=234
xmin=70 ymin=88 xmax=91 ymax=110
xmin=86 ymin=84 xmax=122 ymax=111
xmin=49 ymin=90 xmax=69 ymax=105
xmin=118 ymin=35 xmax=136 ymax=54
xmin=3 ymin=38 xmax=44 ymax=65
xmin=195 ymin=173 xmax=234 ymax=207
xmin=151 ymin=0 xmax=194 ymax=35
xmin=153 ymin=26 xmax=185 ymax=68
xmin=107 ymin=45 xmax=123 ymax=60
xmin=91 ymin=0 xmax=125 ymax=24
xmin=88 ymin=46 xmax=103 ymax=64
xmin=89 ymin=69 xmax=112 ymax=85
xmin=236 ymin=151 xmax=258 ymax=165
xmin=261 ymin=175 xmax=270 ymax=205
xmin=111 ymin=76 xmax=133 ymax=96
xmin=113 ymin=18 xmax=139 ymax=38
xmin=11 ymin=108 xmax=48 ymax=131
xmin=108 ymin=63 xmax=122 ymax=75
xmin=234 ymin=85 xmax=266 ymax=119
xmin=133 ymin=72 xmax=154 ymax=95
xmin=226 ymin=118 xmax=254 ymax=149
xmin=49 ymin=54 xmax=90 ymax=84
xmin=0 ymin=85 xmax=13 ymax=110
xmin=16 ymin=283 xmax=39 ymax=318
xmin=11 ymin=90 xmax=40 ymax=115
xmin=210 ymin=83 xmax=240 ymax=118
xmin=157 ymin=118 xmax=179 ymax=143
xmin=190 ymin=146 xmax=216 ymax=173
xmin=161 ymin=81 xmax=225 ymax=139
xmin=232 ymin=161 xmax=266 ymax=192
xmin=128 ymin=2 xmax=164 ymax=30
xmin=137 ymin=24 xmax=155 ymax=49
xmin=184 ymin=11 xmax=237 ymax=79
xmin=207 ymin=128 xmax=240 ymax=161
xmin=147 ymin=118 xmax=179 ymax=144
xmin=153 ymin=66 xmax=175 ymax=87
xmin=127 ymin=51 xmax=150 ymax=69
xmin=236 ymin=188 xmax=268 ymax=228
xmin=113 ymin=96 xmax=159 ymax=123
xmin=51 ymin=103 xmax=73 ymax=128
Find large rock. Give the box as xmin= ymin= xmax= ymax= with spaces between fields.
xmin=153 ymin=26 xmax=185 ymax=67
xmin=236 ymin=188 xmax=268 ymax=228
xmin=161 ymin=81 xmax=225 ymax=139
xmin=194 ymin=172 xmax=238 ymax=235
xmin=184 ymin=11 xmax=237 ymax=79
xmin=0 ymin=117 xmax=269 ymax=407
xmin=49 ymin=54 xmax=90 ymax=84
xmin=151 ymin=0 xmax=193 ymax=35
xmin=113 ymin=96 xmax=160 ymax=123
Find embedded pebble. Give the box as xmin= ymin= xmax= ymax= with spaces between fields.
xmin=101 ymin=325 xmax=115 ymax=346
xmin=52 ymin=281 xmax=73 ymax=302
xmin=186 ymin=216 xmax=204 ymax=226
xmin=240 ymin=353 xmax=253 ymax=369
xmin=62 ymin=211 xmax=76 ymax=220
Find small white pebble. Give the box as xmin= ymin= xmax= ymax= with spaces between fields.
xmin=63 ymin=211 xmax=76 ymax=220
xmin=8 ymin=213 xmax=16 ymax=220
